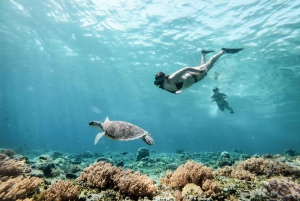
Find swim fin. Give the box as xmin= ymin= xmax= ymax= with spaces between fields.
xmin=202 ymin=50 xmax=215 ymax=54
xmin=222 ymin=48 xmax=244 ymax=54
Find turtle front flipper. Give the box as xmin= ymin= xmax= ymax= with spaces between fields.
xmin=94 ymin=132 xmax=105 ymax=145
xmin=142 ymin=134 xmax=154 ymax=145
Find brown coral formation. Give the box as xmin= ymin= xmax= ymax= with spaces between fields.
xmin=113 ymin=169 xmax=157 ymax=197
xmin=215 ymin=165 xmax=257 ymax=181
xmin=0 ymin=154 xmax=30 ymax=177
xmin=236 ymin=157 xmax=299 ymax=177
xmin=160 ymin=160 xmax=221 ymax=198
xmin=44 ymin=180 xmax=80 ymax=201
xmin=215 ymin=157 xmax=300 ymax=181
xmin=0 ymin=153 xmax=40 ymax=201
xmin=0 ymin=175 xmax=41 ymax=201
xmin=77 ymin=161 xmax=157 ymax=198
xmin=263 ymin=178 xmax=300 ymax=200
xmin=181 ymin=183 xmax=203 ymax=197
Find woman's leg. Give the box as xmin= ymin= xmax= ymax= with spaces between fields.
xmin=223 ymin=101 xmax=234 ymax=113
xmin=217 ymin=103 xmax=225 ymax=111
xmin=201 ymin=50 xmax=215 ymax=65
xmin=204 ymin=50 xmax=225 ymax=71
xmin=201 ymin=53 xmax=206 ymax=65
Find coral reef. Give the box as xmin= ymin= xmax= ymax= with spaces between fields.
xmin=1 ymin=147 xmax=300 ymax=200
xmin=114 ymin=169 xmax=157 ymax=197
xmin=263 ymin=178 xmax=300 ymax=200
xmin=236 ymin=157 xmax=300 ymax=177
xmin=160 ymin=160 xmax=221 ymax=198
xmin=43 ymin=180 xmax=80 ymax=201
xmin=0 ymin=175 xmax=41 ymax=201
xmin=77 ymin=161 xmax=118 ymax=188
xmin=216 ymin=157 xmax=300 ymax=182
xmin=0 ymin=154 xmax=30 ymax=177
xmin=181 ymin=183 xmax=203 ymax=198
xmin=77 ymin=161 xmax=157 ymax=198
xmin=0 ymin=149 xmax=16 ymax=157
xmin=215 ymin=165 xmax=256 ymax=181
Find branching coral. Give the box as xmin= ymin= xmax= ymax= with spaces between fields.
xmin=181 ymin=183 xmax=203 ymax=198
xmin=0 ymin=175 xmax=41 ymax=201
xmin=215 ymin=166 xmax=256 ymax=181
xmin=263 ymin=178 xmax=300 ymax=200
xmin=77 ymin=161 xmax=157 ymax=198
xmin=202 ymin=179 xmax=221 ymax=198
xmin=0 ymin=154 xmax=29 ymax=177
xmin=113 ymin=169 xmax=157 ymax=197
xmin=44 ymin=180 xmax=80 ymax=201
xmin=236 ymin=158 xmax=299 ymax=177
xmin=159 ymin=160 xmax=221 ymax=198
xmin=77 ymin=162 xmax=118 ymax=188
xmin=215 ymin=157 xmax=300 ymax=181
xmin=160 ymin=160 xmax=215 ymax=188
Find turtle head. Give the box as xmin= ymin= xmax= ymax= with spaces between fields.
xmin=89 ymin=121 xmax=104 ymax=130
xmin=142 ymin=134 xmax=154 ymax=146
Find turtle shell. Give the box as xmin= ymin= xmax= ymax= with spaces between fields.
xmin=103 ymin=121 xmax=147 ymax=141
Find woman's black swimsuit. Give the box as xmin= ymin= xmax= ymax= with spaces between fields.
xmin=163 ymin=75 xmax=198 ymax=94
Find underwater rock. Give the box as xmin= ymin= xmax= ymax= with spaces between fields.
xmin=136 ymin=147 xmax=150 ymax=161
xmin=166 ymin=162 xmax=178 ymax=171
xmin=250 ymin=189 xmax=268 ymax=200
xmin=217 ymin=159 xmax=234 ymax=167
xmin=69 ymin=164 xmax=82 ymax=173
xmin=176 ymin=149 xmax=185 ymax=154
xmin=285 ymin=149 xmax=297 ymax=156
xmin=82 ymin=193 xmax=103 ymax=201
xmin=30 ymin=169 xmax=44 ymax=177
xmin=51 ymin=151 xmax=64 ymax=160
xmin=81 ymin=151 xmax=94 ymax=158
xmin=68 ymin=154 xmax=82 ymax=163
xmin=115 ymin=160 xmax=124 ymax=167
xmin=96 ymin=157 xmax=113 ymax=163
xmin=179 ymin=153 xmax=192 ymax=160
xmin=232 ymin=148 xmax=243 ymax=154
xmin=252 ymin=154 xmax=260 ymax=158
xmin=220 ymin=151 xmax=230 ymax=159
xmin=35 ymin=155 xmax=54 ymax=177
xmin=239 ymin=154 xmax=251 ymax=160
xmin=66 ymin=173 xmax=78 ymax=179
xmin=262 ymin=153 xmax=274 ymax=159
xmin=54 ymin=157 xmax=68 ymax=169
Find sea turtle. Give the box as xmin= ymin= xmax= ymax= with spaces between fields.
xmin=89 ymin=117 xmax=154 ymax=146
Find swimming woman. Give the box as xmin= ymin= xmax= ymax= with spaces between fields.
xmin=154 ymin=48 xmax=243 ymax=94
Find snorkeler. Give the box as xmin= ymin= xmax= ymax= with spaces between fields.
xmin=154 ymin=48 xmax=243 ymax=94
xmin=210 ymin=87 xmax=234 ymax=113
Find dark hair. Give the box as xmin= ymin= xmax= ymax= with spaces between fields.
xmin=154 ymin=72 xmax=166 ymax=88
xmin=212 ymin=87 xmax=219 ymax=92
xmin=155 ymin=72 xmax=165 ymax=80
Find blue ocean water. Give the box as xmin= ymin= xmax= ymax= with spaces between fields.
xmin=0 ymin=0 xmax=299 ymax=155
